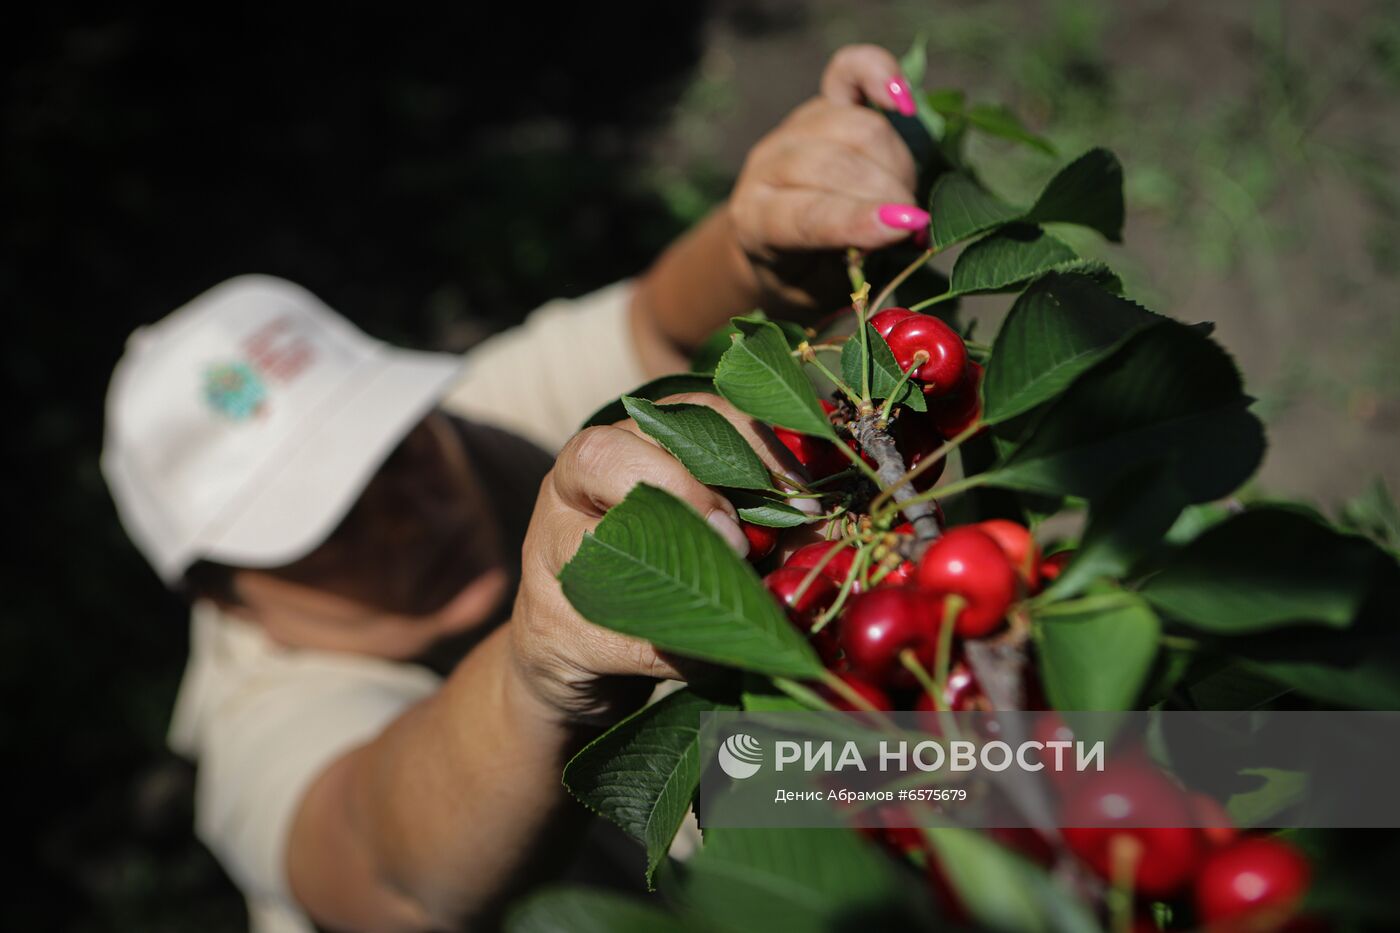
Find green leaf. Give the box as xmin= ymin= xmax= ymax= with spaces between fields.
xmin=839 ymin=324 xmax=927 ymax=411
xmin=734 ymin=500 xmax=814 ymax=528
xmin=1241 ymin=631 xmax=1400 ymax=709
xmin=714 ymin=319 xmax=836 ymax=439
xmin=558 ymin=484 xmax=824 ymax=679
xmin=1040 ymin=465 xmax=1190 ymax=600
xmin=1339 ymin=476 xmax=1400 ymax=555
xmin=507 ymin=886 xmax=689 ymax=933
xmin=925 ymin=88 xmax=965 ymax=115
xmin=980 ymin=321 xmax=1265 ymax=504
xmin=948 ymin=226 xmax=1079 ymax=297
xmin=1227 ymin=768 xmax=1308 ymax=827
xmin=928 ymin=172 xmax=1021 ymax=249
xmin=900 ymin=36 xmax=928 ymax=88
xmin=965 ymin=103 xmax=1056 ymax=154
xmin=677 ymin=828 xmax=932 ymax=932
xmin=928 ymin=148 xmax=1124 ymax=248
xmin=1035 ymin=593 xmax=1161 ymax=710
xmin=925 ymin=829 xmax=1101 ymax=933
xmin=1024 ymin=148 xmax=1125 ymax=241
xmin=564 ymin=687 xmax=734 ymax=885
xmin=622 ymin=397 xmax=772 ymax=491
xmin=982 ymin=272 xmax=1162 ymax=425
xmin=1141 ymin=507 xmax=1389 ymax=633
xmin=583 ymin=373 xmax=716 ymax=429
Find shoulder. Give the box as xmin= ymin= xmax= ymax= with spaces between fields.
xmin=169 ymin=601 xmax=441 ymax=901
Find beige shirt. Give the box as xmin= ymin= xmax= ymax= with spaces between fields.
xmin=169 ymin=280 xmax=648 ymax=933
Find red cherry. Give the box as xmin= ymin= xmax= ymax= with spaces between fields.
xmin=926 ymin=361 xmax=983 ymax=437
xmin=916 ymin=527 xmax=1019 ymax=637
xmin=773 ymin=426 xmax=850 ymax=480
xmin=1039 ymin=549 xmax=1074 ymax=586
xmin=925 ymin=856 xmax=970 ymax=924
xmin=838 ymin=587 xmax=939 ymax=687
xmin=913 ymin=661 xmax=982 ymax=719
xmin=885 ymin=314 xmax=968 ymax=397
xmin=818 ymin=671 xmax=893 ymax=712
xmin=876 ymin=559 xmax=918 ymax=588
xmin=764 ymin=567 xmax=838 ymax=628
xmin=1190 ymin=793 xmax=1238 ymax=848
xmin=1061 ymin=761 xmax=1203 ymax=897
xmin=869 ymin=306 xmax=918 ymax=338
xmin=1196 ymin=836 xmax=1310 ymax=925
xmin=810 ymin=622 xmax=843 ymax=667
xmin=742 ymin=522 xmax=778 ymax=562
xmin=786 ymin=541 xmax=858 ymax=590
xmin=990 ymin=827 xmax=1055 ymax=868
xmin=976 ymin=519 xmax=1041 ymax=588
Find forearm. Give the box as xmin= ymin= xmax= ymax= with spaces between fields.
xmin=289 ymin=624 xmax=596 ymax=931
xmin=627 ymin=203 xmax=763 ymax=377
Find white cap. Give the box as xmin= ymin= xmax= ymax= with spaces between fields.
xmin=101 ymin=274 xmax=465 ymax=585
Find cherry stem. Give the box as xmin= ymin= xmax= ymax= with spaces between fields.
xmin=877 ymin=352 xmax=926 ymax=424
xmin=933 ymin=596 xmax=964 ymax=705
xmin=793 ymin=533 xmax=860 ymax=614
xmin=799 ymin=342 xmax=862 ymax=405
xmin=907 ymin=289 xmax=954 ymax=313
xmin=817 ymin=669 xmax=877 ymax=714
xmin=869 ymin=420 xmax=982 ymax=517
xmin=769 ymin=467 xmax=813 ymax=496
xmin=852 ymin=281 xmax=873 ymax=404
xmin=869 ymin=246 xmax=936 ymax=316
xmin=899 ymin=647 xmax=941 ymax=702
xmin=805 ymin=466 xmax=861 ymax=489
xmin=772 ymin=676 xmax=838 ymax=712
xmin=1107 ymin=834 xmax=1142 ymax=933
xmin=813 ymin=544 xmax=870 ymax=631
xmin=845 ymin=247 xmax=866 ymax=292
xmin=876 ymin=472 xmax=988 ymax=521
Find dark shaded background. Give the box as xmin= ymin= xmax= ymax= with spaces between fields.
xmin=6 ymin=1 xmax=1398 ymax=929
xmin=4 ymin=4 xmax=718 ymax=928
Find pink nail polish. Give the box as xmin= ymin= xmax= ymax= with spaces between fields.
xmin=886 ymin=75 xmax=917 ymax=117
xmin=878 ymin=203 xmax=931 ymax=231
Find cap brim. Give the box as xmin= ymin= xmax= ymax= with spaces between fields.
xmin=195 ymin=347 xmax=465 ymax=571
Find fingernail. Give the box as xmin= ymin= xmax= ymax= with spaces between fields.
xmin=878 ymin=203 xmax=931 ymax=231
xmin=708 ymin=511 xmax=750 ymax=557
xmin=886 ymin=75 xmax=917 ymax=117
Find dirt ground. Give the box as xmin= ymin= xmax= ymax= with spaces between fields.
xmin=656 ymin=0 xmax=1400 ymax=509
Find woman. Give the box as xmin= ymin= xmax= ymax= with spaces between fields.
xmin=102 ymin=44 xmax=928 ymax=932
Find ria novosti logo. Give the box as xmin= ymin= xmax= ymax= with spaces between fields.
xmin=717 ymin=733 xmax=764 ymax=779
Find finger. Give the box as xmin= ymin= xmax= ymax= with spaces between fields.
xmin=738 ymin=186 xmax=928 ymax=253
xmin=760 ymin=137 xmax=913 ymax=208
xmin=820 ymin=44 xmax=916 ymax=117
xmin=550 ymin=425 xmax=750 ymax=555
xmin=778 ymin=103 xmax=917 ymax=193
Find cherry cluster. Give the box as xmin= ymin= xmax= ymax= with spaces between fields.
xmin=730 ymin=306 xmax=1314 ymax=930
xmin=1059 ymin=759 xmax=1313 ymax=929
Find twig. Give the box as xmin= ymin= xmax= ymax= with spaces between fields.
xmin=849 ymin=410 xmax=942 ymax=544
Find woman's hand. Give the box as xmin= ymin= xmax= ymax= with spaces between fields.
xmin=728 ymin=43 xmax=925 ymax=314
xmin=505 ymin=393 xmax=802 ymax=724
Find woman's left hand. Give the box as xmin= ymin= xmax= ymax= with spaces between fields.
xmin=727 ymin=43 xmax=927 ymax=314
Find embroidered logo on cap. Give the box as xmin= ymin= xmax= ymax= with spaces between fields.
xmin=200 ymin=315 xmax=317 ymax=421
xmin=203 ymin=362 xmax=267 ymax=420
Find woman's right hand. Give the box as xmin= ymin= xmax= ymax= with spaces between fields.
xmin=505 ymin=393 xmax=801 ymax=725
